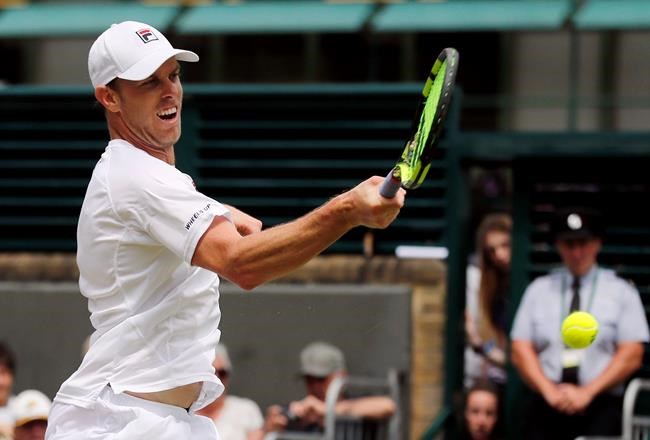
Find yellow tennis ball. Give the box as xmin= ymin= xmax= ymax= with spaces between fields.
xmin=561 ymin=311 xmax=599 ymax=349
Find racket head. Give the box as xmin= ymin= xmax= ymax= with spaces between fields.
xmin=392 ymin=47 xmax=459 ymax=190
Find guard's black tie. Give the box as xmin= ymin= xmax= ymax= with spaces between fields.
xmin=562 ymin=275 xmax=582 ymax=385
xmin=570 ymin=276 xmax=581 ymax=312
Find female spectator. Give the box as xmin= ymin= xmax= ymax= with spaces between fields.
xmin=459 ymin=381 xmax=501 ymax=440
xmin=465 ymin=213 xmax=512 ymax=388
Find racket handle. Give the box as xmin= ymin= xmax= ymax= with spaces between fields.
xmin=380 ymin=171 xmax=401 ymax=198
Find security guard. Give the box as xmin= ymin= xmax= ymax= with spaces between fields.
xmin=510 ymin=207 xmax=649 ymax=440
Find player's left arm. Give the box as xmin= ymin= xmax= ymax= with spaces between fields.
xmin=223 ymin=204 xmax=262 ymax=236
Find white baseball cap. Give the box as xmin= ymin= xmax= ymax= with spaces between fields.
xmin=11 ymin=389 xmax=51 ymax=428
xmin=88 ymin=21 xmax=199 ymax=88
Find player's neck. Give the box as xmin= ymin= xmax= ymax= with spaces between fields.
xmin=136 ymin=142 xmax=176 ymax=165
xmin=108 ymin=124 xmax=176 ymax=165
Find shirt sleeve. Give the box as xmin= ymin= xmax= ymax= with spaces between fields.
xmin=617 ymin=281 xmax=650 ymax=343
xmin=116 ymin=163 xmax=231 ymax=263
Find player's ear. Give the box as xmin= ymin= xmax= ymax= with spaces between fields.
xmin=95 ymin=85 xmax=120 ymax=113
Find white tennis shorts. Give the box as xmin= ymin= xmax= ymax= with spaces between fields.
xmin=45 ymin=386 xmax=220 ymax=440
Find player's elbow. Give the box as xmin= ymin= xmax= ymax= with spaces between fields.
xmin=222 ymin=265 xmax=265 ymax=291
xmin=234 ymin=278 xmax=261 ymax=291
xmin=225 ymin=271 xmax=262 ymax=291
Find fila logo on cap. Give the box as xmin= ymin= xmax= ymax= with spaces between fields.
xmin=136 ymin=28 xmax=159 ymax=44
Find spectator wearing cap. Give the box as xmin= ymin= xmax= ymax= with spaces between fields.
xmin=263 ymin=341 xmax=396 ymax=435
xmin=11 ymin=390 xmax=51 ymax=440
xmin=0 ymin=342 xmax=16 ymax=440
xmin=197 ymin=344 xmax=267 ymax=440
xmin=510 ymin=207 xmax=650 ymax=440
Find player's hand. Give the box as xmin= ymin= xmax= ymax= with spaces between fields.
xmin=348 ymin=176 xmax=405 ymax=229
xmin=225 ymin=204 xmax=263 ymax=236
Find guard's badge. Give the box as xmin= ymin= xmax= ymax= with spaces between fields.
xmin=567 ymin=213 xmax=583 ymax=231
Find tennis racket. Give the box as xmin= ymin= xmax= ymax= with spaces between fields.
xmin=380 ymin=48 xmax=459 ymax=198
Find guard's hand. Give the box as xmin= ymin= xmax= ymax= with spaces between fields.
xmin=542 ymin=384 xmax=571 ymax=414
xmin=559 ymin=383 xmax=594 ymax=414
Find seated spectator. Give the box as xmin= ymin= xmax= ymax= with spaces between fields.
xmin=11 ymin=389 xmax=51 ymax=440
xmin=458 ymin=381 xmax=501 ymax=440
xmin=0 ymin=342 xmax=16 ymax=440
xmin=197 ymin=344 xmax=266 ymax=440
xmin=264 ymin=342 xmax=396 ymax=435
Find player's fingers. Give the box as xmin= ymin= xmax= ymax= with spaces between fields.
xmin=395 ymin=188 xmax=406 ymax=206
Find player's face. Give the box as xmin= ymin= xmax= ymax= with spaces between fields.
xmin=557 ymin=237 xmax=602 ymax=277
xmin=110 ymin=58 xmax=183 ymax=150
xmin=465 ymin=390 xmax=498 ymax=440
xmin=0 ymin=364 xmax=13 ymax=405
xmin=484 ymin=230 xmax=511 ymax=272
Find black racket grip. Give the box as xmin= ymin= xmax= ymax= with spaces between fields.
xmin=380 ymin=171 xmax=401 ymax=198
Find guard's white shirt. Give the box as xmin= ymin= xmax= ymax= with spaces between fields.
xmin=511 ymin=265 xmax=650 ymax=392
xmin=54 ymin=139 xmax=230 ymax=412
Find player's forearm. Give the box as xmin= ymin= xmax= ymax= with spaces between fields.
xmin=511 ymin=340 xmax=557 ymax=396
xmin=220 ymin=193 xmax=357 ymax=289
xmin=583 ymin=342 xmax=644 ymax=398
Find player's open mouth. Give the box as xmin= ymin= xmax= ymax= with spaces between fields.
xmin=157 ymin=107 xmax=178 ymax=121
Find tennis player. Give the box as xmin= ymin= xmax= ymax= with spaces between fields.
xmin=45 ymin=21 xmax=404 ymax=440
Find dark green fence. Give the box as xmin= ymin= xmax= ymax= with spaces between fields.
xmin=0 ymin=84 xmax=451 ymax=254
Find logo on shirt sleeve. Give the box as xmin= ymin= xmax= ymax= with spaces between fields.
xmin=185 ymin=203 xmax=212 ymax=231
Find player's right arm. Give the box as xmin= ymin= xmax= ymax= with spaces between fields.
xmin=192 ymin=176 xmax=405 ymax=290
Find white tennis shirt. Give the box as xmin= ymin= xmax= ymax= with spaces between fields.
xmin=54 ymin=139 xmax=230 ymax=412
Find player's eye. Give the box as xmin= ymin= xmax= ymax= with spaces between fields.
xmin=140 ymin=78 xmax=156 ymax=88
